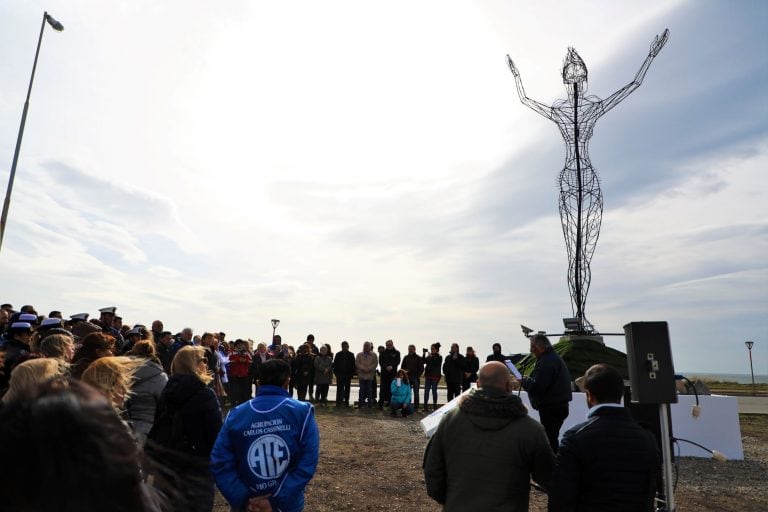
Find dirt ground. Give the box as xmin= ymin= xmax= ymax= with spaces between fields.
xmin=214 ymin=408 xmax=768 ymax=512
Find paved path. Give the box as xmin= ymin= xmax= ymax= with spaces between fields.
xmin=736 ymin=396 xmax=768 ymax=414
xmin=283 ymin=385 xmax=768 ymax=413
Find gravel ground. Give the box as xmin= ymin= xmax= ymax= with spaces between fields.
xmin=672 ymin=414 xmax=768 ymax=511
xmin=214 ymin=408 xmax=768 ymax=511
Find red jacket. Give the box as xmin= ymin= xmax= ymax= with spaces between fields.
xmin=228 ymin=352 xmax=252 ymax=378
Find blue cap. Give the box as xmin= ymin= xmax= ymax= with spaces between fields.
xmin=40 ymin=318 xmax=63 ymax=328
xmin=18 ymin=313 xmax=38 ymax=323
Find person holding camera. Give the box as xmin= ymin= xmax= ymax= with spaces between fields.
xmin=422 ymin=343 xmax=442 ymax=412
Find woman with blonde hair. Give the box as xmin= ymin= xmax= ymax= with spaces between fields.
xmin=2 ymin=358 xmax=67 ymax=403
xmin=40 ymin=333 xmax=75 ymax=363
xmin=81 ymin=356 xmax=143 ymax=411
xmin=147 ymin=345 xmax=222 ymax=512
xmin=313 ymin=344 xmax=333 ymax=406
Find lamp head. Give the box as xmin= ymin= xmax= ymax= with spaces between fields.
xmin=563 ymin=317 xmax=581 ymax=331
xmin=520 ymin=324 xmax=533 ymax=337
xmin=271 ymin=319 xmax=280 ymax=329
xmin=745 ymin=341 xmax=754 ymax=350
xmin=45 ymin=13 xmax=64 ymax=31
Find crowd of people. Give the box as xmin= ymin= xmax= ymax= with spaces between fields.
xmin=0 ymin=303 xmax=662 ymax=511
xmin=0 ymin=304 xmax=321 ymax=512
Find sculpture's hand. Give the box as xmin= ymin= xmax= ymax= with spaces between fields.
xmin=649 ymin=28 xmax=669 ymax=57
xmin=506 ymin=55 xmax=520 ymax=77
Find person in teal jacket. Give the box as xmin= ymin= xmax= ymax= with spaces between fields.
xmin=389 ymin=369 xmax=414 ymax=417
xmin=210 ymin=359 xmax=319 ymax=512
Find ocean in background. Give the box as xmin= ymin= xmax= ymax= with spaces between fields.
xmin=678 ymin=372 xmax=768 ymax=384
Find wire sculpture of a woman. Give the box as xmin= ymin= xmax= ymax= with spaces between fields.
xmin=507 ymin=29 xmax=669 ymax=333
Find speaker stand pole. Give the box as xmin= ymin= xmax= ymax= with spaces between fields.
xmin=659 ymin=404 xmax=675 ymax=511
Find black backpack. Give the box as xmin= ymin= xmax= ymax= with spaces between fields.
xmin=146 ymin=399 xmax=194 ymax=454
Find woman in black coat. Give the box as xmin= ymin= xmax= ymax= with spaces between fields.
xmin=147 ymin=345 xmax=222 ymax=512
xmin=461 ymin=346 xmax=480 ymax=392
xmin=292 ymin=344 xmax=315 ymax=402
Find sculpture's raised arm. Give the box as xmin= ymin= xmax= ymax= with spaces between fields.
xmin=507 ymin=55 xmax=555 ymax=121
xmin=601 ymin=29 xmax=669 ymax=113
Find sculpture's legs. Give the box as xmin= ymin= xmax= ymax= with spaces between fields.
xmin=559 ymin=165 xmax=603 ymax=331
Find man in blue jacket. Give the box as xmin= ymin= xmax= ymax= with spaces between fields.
xmin=211 ymin=359 xmax=320 ymax=512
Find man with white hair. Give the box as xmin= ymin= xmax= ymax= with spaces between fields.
xmin=521 ymin=333 xmax=572 ymax=452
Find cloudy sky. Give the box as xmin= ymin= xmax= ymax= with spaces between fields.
xmin=1 ymin=0 xmax=766 ymax=375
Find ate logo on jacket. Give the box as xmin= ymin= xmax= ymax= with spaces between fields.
xmin=248 ymin=434 xmax=291 ymax=479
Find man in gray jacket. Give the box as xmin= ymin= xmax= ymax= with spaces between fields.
xmin=424 ymin=361 xmax=554 ymax=511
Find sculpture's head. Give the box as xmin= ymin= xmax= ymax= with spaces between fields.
xmin=562 ymin=47 xmax=587 ymax=84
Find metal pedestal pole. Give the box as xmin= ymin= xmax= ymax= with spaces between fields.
xmin=659 ymin=404 xmax=675 ymax=511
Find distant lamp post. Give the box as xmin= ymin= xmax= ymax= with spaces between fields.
xmin=271 ymin=319 xmax=280 ymax=343
xmin=745 ymin=341 xmax=755 ymax=396
xmin=0 ymin=12 xmax=64 ymax=253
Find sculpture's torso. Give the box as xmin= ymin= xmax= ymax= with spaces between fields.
xmin=551 ymin=96 xmax=604 ymax=168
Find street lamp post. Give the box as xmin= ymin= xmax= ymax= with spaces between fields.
xmin=271 ymin=319 xmax=280 ymax=344
xmin=0 ymin=12 xmax=64 ymax=253
xmin=745 ymin=341 xmax=755 ymax=396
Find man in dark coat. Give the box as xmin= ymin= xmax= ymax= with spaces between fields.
xmin=332 ymin=341 xmax=356 ymax=407
xmin=293 ymin=344 xmax=315 ymax=402
xmin=521 ymin=334 xmax=572 ymax=452
xmin=305 ymin=334 xmax=319 ymax=401
xmin=400 ymin=344 xmax=424 ymax=410
xmin=424 ymin=361 xmax=554 ymax=512
xmin=156 ymin=331 xmax=174 ymax=373
xmin=97 ymin=307 xmax=125 ymax=353
xmin=378 ymin=339 xmax=401 ymax=407
xmin=169 ymin=328 xmax=194 ymax=360
xmin=151 ymin=320 xmax=164 ymax=346
xmin=548 ymin=364 xmax=660 ymax=511
xmin=442 ymin=343 xmax=465 ymax=402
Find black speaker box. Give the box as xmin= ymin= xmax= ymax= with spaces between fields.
xmin=624 ymin=321 xmax=678 ymax=404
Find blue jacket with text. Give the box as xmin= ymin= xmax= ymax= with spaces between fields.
xmin=211 ymin=385 xmax=320 ymax=512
